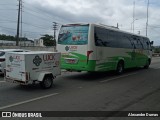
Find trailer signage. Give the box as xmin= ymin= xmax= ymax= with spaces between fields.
xmin=5 ymin=52 xmax=61 ymax=88
xmin=33 ymin=55 xmax=42 ymax=66
xmin=43 ymin=54 xmax=55 ymax=62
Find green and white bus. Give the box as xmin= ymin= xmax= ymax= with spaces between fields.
xmin=57 ymin=23 xmax=153 ymax=74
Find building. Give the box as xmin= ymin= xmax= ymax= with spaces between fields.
xmin=0 ymin=40 xmax=34 ymax=46
xmin=34 ymin=39 xmax=44 ymax=47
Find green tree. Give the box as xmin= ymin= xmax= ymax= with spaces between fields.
xmin=0 ymin=34 xmax=16 ymax=41
xmin=0 ymin=34 xmax=30 ymax=41
xmin=40 ymin=34 xmax=56 ymax=46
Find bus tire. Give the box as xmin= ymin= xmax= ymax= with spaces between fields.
xmin=116 ymin=61 xmax=124 ymax=75
xmin=40 ymin=76 xmax=53 ymax=89
xmin=144 ymin=59 xmax=150 ymax=69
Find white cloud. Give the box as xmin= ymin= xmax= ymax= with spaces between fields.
xmin=0 ymin=0 xmax=160 ymax=45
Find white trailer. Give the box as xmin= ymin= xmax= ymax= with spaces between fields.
xmin=5 ymin=51 xmax=61 ymax=89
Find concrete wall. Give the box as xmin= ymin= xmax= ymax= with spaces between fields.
xmin=0 ymin=46 xmax=56 ymax=52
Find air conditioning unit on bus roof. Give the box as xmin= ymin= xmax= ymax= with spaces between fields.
xmin=99 ymin=23 xmax=119 ymax=29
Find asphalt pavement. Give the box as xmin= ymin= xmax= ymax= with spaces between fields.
xmin=0 ymin=57 xmax=160 ymax=120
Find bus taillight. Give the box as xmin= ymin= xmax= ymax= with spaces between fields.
xmin=0 ymin=58 xmax=5 ymax=62
xmin=87 ymin=51 xmax=93 ymax=63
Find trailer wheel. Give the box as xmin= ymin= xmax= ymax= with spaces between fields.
xmin=40 ymin=76 xmax=53 ymax=89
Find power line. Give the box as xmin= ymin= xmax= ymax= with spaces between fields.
xmin=24 ymin=6 xmax=59 ymax=23
xmin=24 ymin=2 xmax=68 ymax=24
xmin=0 ymin=4 xmax=16 ymax=5
xmin=0 ymin=14 xmax=17 ymax=21
xmin=0 ymin=19 xmax=16 ymax=22
xmin=0 ymin=25 xmax=17 ymax=30
xmin=149 ymin=28 xmax=160 ymax=34
xmin=0 ymin=9 xmax=17 ymax=10
xmin=148 ymin=26 xmax=160 ymax=29
xmin=23 ymin=31 xmax=53 ymax=34
xmin=0 ymin=29 xmax=16 ymax=35
xmin=24 ymin=11 xmax=54 ymax=23
xmin=24 ymin=3 xmax=63 ymax=24
xmin=0 ymin=19 xmax=51 ymax=30
xmin=20 ymin=7 xmax=53 ymax=28
xmin=0 ymin=25 xmax=49 ymax=33
xmin=0 ymin=25 xmax=53 ymax=36
xmin=22 ymin=22 xmax=51 ymax=30
xmin=0 ymin=21 xmax=16 ymax=23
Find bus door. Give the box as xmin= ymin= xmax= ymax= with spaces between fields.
xmin=130 ymin=37 xmax=137 ymax=67
xmin=132 ymin=36 xmax=144 ymax=67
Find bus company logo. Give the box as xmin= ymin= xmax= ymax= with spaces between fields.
xmin=65 ymin=46 xmax=78 ymax=51
xmin=9 ymin=56 xmax=14 ymax=62
xmin=9 ymin=55 xmax=21 ymax=62
xmin=65 ymin=46 xmax=70 ymax=51
xmin=33 ymin=55 xmax=42 ymax=66
xmin=43 ymin=54 xmax=55 ymax=62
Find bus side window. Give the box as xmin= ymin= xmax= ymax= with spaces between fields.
xmin=94 ymin=27 xmax=109 ymax=47
xmin=142 ymin=38 xmax=147 ymax=50
xmin=94 ymin=32 xmax=99 ymax=46
xmin=107 ymin=30 xmax=118 ymax=47
xmin=131 ymin=37 xmax=137 ymax=49
xmin=138 ymin=38 xmax=144 ymax=49
xmin=123 ymin=34 xmax=135 ymax=49
xmin=94 ymin=27 xmax=102 ymax=46
xmin=146 ymin=41 xmax=151 ymax=50
xmin=94 ymin=27 xmax=110 ymax=47
xmin=132 ymin=36 xmax=143 ymax=49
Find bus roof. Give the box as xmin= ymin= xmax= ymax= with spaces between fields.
xmin=62 ymin=23 xmax=149 ymax=39
xmin=92 ymin=23 xmax=149 ymax=39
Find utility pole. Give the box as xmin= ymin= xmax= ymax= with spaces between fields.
xmin=133 ymin=0 xmax=135 ymax=33
xmin=20 ymin=0 xmax=23 ymax=46
xmin=146 ymin=0 xmax=149 ymax=37
xmin=53 ymin=22 xmax=58 ymax=40
xmin=16 ymin=0 xmax=22 ymax=46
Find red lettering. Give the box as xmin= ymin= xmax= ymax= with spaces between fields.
xmin=70 ymin=46 xmax=77 ymax=49
xmin=43 ymin=54 xmax=55 ymax=61
xmin=16 ymin=56 xmax=20 ymax=60
xmin=13 ymin=56 xmax=20 ymax=60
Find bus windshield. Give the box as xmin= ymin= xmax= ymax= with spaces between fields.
xmin=58 ymin=25 xmax=89 ymax=45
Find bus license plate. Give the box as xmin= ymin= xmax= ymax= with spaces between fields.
xmin=65 ymin=59 xmax=78 ymax=64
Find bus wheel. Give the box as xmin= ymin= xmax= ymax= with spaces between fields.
xmin=40 ymin=76 xmax=53 ymax=89
xmin=116 ymin=61 xmax=124 ymax=75
xmin=144 ymin=60 xmax=150 ymax=69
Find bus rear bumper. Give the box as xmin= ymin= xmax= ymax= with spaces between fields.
xmin=61 ymin=61 xmax=96 ymax=72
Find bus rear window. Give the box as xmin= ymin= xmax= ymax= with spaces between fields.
xmin=58 ymin=25 xmax=89 ymax=45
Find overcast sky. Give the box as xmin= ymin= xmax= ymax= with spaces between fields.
xmin=0 ymin=0 xmax=160 ymax=45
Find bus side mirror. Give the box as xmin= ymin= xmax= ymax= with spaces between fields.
xmin=150 ymin=41 xmax=154 ymax=45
